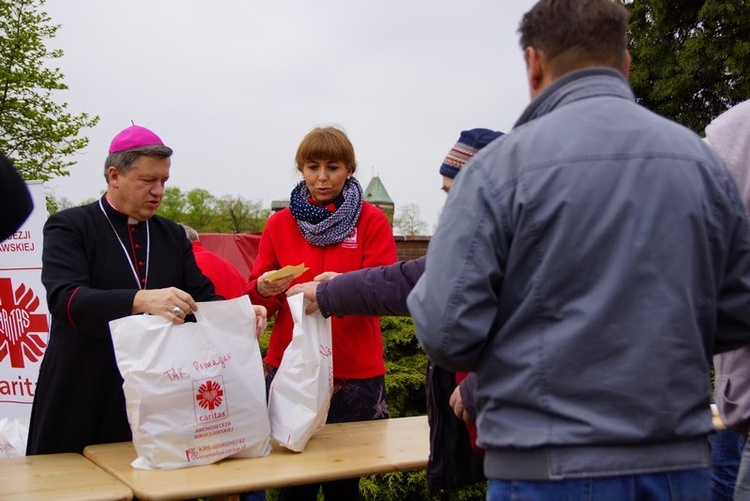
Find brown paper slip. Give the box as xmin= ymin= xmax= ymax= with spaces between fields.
xmin=264 ymin=264 xmax=309 ymax=282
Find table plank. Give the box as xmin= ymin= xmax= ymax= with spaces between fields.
xmin=84 ymin=416 xmax=428 ymax=501
xmin=0 ymin=453 xmax=133 ymax=501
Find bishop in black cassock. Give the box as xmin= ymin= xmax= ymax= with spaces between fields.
xmin=26 ymin=125 xmax=220 ymax=455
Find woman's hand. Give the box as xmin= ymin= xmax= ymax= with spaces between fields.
xmin=256 ymin=270 xmax=295 ymax=298
xmin=253 ymin=305 xmax=268 ymax=339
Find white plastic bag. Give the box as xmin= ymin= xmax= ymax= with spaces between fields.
xmin=0 ymin=418 xmax=28 ymax=458
xmin=110 ymin=296 xmax=271 ymax=470
xmin=268 ymin=292 xmax=333 ymax=452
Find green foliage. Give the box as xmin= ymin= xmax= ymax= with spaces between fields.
xmin=185 ymin=188 xmax=215 ymax=229
xmin=47 ymin=184 xmax=271 ymax=229
xmin=214 ymin=195 xmax=269 ymax=233
xmin=158 ymin=186 xmax=188 ymax=221
xmin=359 ymin=317 xmax=486 ymax=500
xmin=0 ymin=0 xmax=99 ymax=181
xmin=258 ymin=316 xmax=273 ymax=354
xmin=360 ymin=316 xmax=430 ymax=500
xmin=619 ymin=0 xmax=750 ymax=133
xmin=156 ymin=186 xmax=269 ymax=233
xmin=381 ymin=316 xmax=427 ymax=418
xmin=361 ymin=470 xmax=428 ymax=501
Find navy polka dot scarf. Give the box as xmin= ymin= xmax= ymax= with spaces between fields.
xmin=289 ymin=178 xmax=363 ymax=247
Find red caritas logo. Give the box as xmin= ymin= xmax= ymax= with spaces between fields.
xmin=0 ymin=278 xmax=48 ymax=368
xmin=196 ymin=379 xmax=224 ymax=410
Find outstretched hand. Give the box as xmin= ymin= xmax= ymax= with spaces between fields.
xmin=286 ymin=271 xmax=342 ymax=315
xmin=286 ymin=282 xmax=321 ymax=314
xmin=314 ymin=271 xmax=340 ymax=283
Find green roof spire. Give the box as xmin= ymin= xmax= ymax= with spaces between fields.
xmin=363 ymin=175 xmax=394 ymax=205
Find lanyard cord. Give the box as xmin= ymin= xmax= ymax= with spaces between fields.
xmin=98 ymin=198 xmax=150 ymax=290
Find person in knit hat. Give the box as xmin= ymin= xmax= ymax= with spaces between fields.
xmin=26 ymin=123 xmax=267 ymax=457
xmin=286 ymin=127 xmax=503 ymax=495
xmin=440 ymin=128 xmax=506 ymax=193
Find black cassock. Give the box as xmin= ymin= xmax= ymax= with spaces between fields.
xmin=26 ymin=195 xmax=218 ymax=454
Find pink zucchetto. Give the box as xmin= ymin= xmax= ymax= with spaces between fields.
xmin=108 ymin=125 xmax=165 ymax=153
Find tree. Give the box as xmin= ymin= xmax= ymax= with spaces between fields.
xmin=619 ymin=0 xmax=750 ymax=133
xmin=0 ymin=0 xmax=99 ymax=181
xmin=157 ymin=186 xmax=188 ymax=222
xmin=184 ymin=188 xmax=216 ymax=230
xmin=213 ymin=195 xmax=270 ymax=233
xmin=155 ymin=186 xmax=270 ymax=233
xmin=393 ymin=204 xmax=428 ymax=236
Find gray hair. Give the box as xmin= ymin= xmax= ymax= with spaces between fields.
xmin=103 ymin=145 xmax=173 ymax=182
xmin=179 ymin=223 xmax=200 ymax=242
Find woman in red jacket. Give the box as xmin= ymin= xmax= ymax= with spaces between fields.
xmin=245 ymin=126 xmax=397 ymax=501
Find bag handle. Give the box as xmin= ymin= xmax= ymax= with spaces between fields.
xmin=192 ymin=296 xmax=254 ymax=325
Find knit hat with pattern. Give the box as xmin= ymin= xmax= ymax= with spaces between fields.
xmin=439 ymin=128 xmax=504 ymax=179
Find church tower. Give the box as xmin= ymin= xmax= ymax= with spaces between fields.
xmin=363 ymin=175 xmax=394 ymax=226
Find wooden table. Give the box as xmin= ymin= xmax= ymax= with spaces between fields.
xmin=83 ymin=415 xmax=429 ymax=501
xmin=0 ymin=453 xmax=133 ymax=500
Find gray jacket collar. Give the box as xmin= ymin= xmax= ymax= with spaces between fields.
xmin=514 ymin=67 xmax=635 ymax=129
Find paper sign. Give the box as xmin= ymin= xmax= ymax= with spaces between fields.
xmin=264 ymin=264 xmax=309 ymax=282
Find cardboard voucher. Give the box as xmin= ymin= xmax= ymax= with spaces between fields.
xmin=264 ymin=264 xmax=309 ymax=282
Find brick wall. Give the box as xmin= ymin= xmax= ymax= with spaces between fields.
xmin=394 ymin=235 xmax=430 ymax=261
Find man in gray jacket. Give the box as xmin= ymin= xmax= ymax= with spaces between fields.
xmin=407 ymin=0 xmax=750 ymax=499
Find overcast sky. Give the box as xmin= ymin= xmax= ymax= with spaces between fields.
xmin=44 ymin=0 xmax=539 ymax=231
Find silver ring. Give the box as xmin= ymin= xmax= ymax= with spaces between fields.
xmin=172 ymin=306 xmax=182 ymax=316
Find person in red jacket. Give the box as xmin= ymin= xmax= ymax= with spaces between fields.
xmin=180 ymin=223 xmax=247 ymax=300
xmin=245 ymin=125 xmax=397 ymax=501
xmin=287 ymin=128 xmax=503 ymax=495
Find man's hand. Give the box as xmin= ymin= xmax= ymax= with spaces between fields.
xmin=133 ymin=287 xmax=198 ymax=324
xmin=286 ymin=282 xmax=321 ymax=314
xmin=314 ymin=271 xmax=340 ymax=282
xmin=449 ymin=385 xmax=472 ymax=423
xmin=286 ymin=271 xmax=341 ymax=314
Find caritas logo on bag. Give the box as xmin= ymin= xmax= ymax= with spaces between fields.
xmin=193 ymin=376 xmax=228 ymax=422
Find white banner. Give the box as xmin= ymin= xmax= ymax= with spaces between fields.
xmin=0 ymin=181 xmax=49 ymax=424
